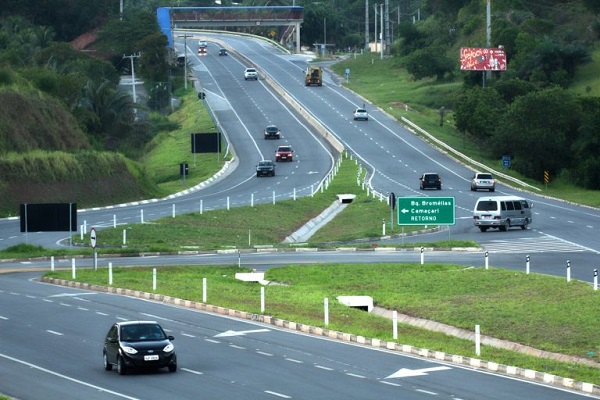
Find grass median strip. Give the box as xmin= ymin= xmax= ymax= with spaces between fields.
xmin=45 ymin=263 xmax=600 ymax=386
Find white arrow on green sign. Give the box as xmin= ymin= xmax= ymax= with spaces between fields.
xmin=397 ymin=197 xmax=455 ymax=225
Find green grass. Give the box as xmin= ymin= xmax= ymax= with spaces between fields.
xmin=571 ymin=48 xmax=600 ymax=97
xmin=45 ymin=263 xmax=600 ymax=385
xmin=141 ymin=91 xmax=229 ymax=196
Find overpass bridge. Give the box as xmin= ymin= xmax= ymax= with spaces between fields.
xmin=157 ymin=6 xmax=303 ymax=54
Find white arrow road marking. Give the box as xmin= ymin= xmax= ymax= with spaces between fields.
xmin=386 ymin=366 xmax=451 ymax=379
xmin=214 ymin=328 xmax=270 ymax=337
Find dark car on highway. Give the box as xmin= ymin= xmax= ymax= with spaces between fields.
xmin=419 ymin=172 xmax=442 ymax=190
xmin=264 ymin=125 xmax=281 ymax=140
xmin=103 ymin=320 xmax=177 ymax=375
xmin=256 ymin=160 xmax=276 ymax=177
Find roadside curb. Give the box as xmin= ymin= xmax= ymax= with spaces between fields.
xmin=41 ymin=277 xmax=600 ymax=397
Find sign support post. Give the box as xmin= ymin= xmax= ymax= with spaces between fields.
xmin=90 ymin=227 xmax=97 ymax=271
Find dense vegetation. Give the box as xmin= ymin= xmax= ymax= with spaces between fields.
xmin=0 ymin=0 xmax=598 ymax=218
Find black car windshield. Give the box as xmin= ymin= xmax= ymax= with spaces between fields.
xmin=266 ymin=127 xmax=278 ymax=133
xmin=121 ymin=324 xmax=166 ymax=341
xmin=478 ymin=174 xmax=493 ymax=180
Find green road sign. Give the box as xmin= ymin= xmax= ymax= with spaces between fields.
xmin=397 ymin=197 xmax=455 ymax=225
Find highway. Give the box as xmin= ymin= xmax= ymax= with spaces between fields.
xmin=0 ymin=33 xmax=599 ymax=399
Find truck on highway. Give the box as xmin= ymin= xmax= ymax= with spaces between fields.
xmin=305 ymin=66 xmax=323 ymax=86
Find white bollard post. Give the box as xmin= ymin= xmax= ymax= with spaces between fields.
xmin=200 ymin=200 xmax=203 ymax=214
xmin=50 ymin=256 xmax=55 ymax=272
xmin=109 ymin=262 xmax=113 ymax=285
xmin=227 ymin=196 xmax=230 ymax=210
xmin=485 ymin=251 xmax=489 ymax=270
xmin=392 ymin=310 xmax=398 ymax=340
xmin=566 ymin=260 xmax=571 ymax=282
xmin=71 ymin=258 xmax=76 ymax=279
xmin=594 ymin=269 xmax=598 ymax=291
xmin=324 ymin=297 xmax=329 ymax=326
xmin=238 ymin=251 xmax=241 ymax=268
xmin=261 ymin=287 xmax=265 ymax=313
xmin=202 ymin=277 xmax=207 ymax=302
xmin=152 ymin=268 xmax=157 ymax=291
xmin=113 ymin=214 xmax=117 ymax=228
xmin=382 ymin=219 xmax=386 ymax=236
xmin=172 ymin=204 xmax=175 ymax=218
xmin=475 ymin=324 xmax=481 ymax=356
xmin=123 ymin=229 xmax=127 ymax=245
xmin=251 ymin=193 xmax=254 ymax=207
xmin=80 ymin=226 xmax=84 ymax=240
xmin=272 ymin=191 xmax=276 ymax=204
xmin=526 ymin=255 xmax=530 ymax=274
xmin=248 ymin=229 xmax=251 ymax=246
xmin=140 ymin=209 xmax=144 ymax=223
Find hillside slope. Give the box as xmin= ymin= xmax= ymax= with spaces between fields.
xmin=0 ymin=89 xmax=156 ymax=216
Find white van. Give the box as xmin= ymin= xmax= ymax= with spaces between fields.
xmin=473 ymin=196 xmax=533 ymax=232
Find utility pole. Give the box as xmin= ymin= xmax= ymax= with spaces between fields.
xmin=365 ymin=0 xmax=369 ymax=51
xmin=122 ymin=53 xmax=140 ymax=104
xmin=380 ymin=3 xmax=384 ymax=59
xmin=485 ymin=0 xmax=492 ymax=83
xmin=178 ymin=34 xmax=193 ymax=90
xmin=384 ymin=0 xmax=390 ymax=55
xmin=374 ymin=4 xmax=378 ymax=53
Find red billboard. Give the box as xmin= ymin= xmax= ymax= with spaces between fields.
xmin=460 ymin=47 xmax=507 ymax=71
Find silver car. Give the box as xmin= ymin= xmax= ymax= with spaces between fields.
xmin=353 ymin=108 xmax=369 ymax=121
xmin=471 ymin=172 xmax=496 ymax=192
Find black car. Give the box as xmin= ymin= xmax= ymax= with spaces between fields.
xmin=256 ymin=160 xmax=276 ymax=177
xmin=264 ymin=125 xmax=281 ymax=140
xmin=103 ymin=321 xmax=177 ymax=375
xmin=419 ymin=172 xmax=442 ymax=190
xmin=219 ymin=48 xmax=227 ymax=56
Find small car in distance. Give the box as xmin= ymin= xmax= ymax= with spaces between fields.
xmin=244 ymin=68 xmax=258 ymax=80
xmin=275 ymin=145 xmax=294 ymax=162
xmin=218 ymin=48 xmax=228 ymax=56
xmin=353 ymin=108 xmax=369 ymax=121
xmin=264 ymin=125 xmax=281 ymax=140
xmin=103 ymin=320 xmax=177 ymax=375
xmin=419 ymin=173 xmax=442 ymax=190
xmin=256 ymin=160 xmax=276 ymax=177
xmin=471 ymin=172 xmax=496 ymax=192
xmin=197 ymin=45 xmax=207 ymax=55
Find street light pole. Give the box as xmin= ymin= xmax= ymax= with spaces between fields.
xmin=179 ymin=34 xmax=193 ymax=90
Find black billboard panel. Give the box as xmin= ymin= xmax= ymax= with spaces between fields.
xmin=191 ymin=132 xmax=221 ymax=153
xmin=19 ymin=203 xmax=77 ymax=232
